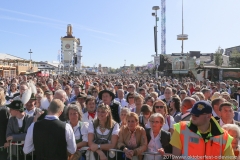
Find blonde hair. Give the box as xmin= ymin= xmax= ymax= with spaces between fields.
xmin=48 ymin=99 xmax=64 ymax=114
xmin=150 ymin=92 xmax=158 ymax=98
xmin=126 ymin=112 xmax=139 ymax=125
xmin=211 ymin=92 xmax=221 ymax=101
xmin=0 ymin=88 xmax=6 ymax=106
xmin=149 ymin=113 xmax=165 ymax=124
xmin=93 ymin=103 xmax=115 ymax=129
xmin=222 ymin=124 xmax=240 ymax=138
xmin=134 ymin=94 xmax=144 ymax=102
xmin=195 ymin=92 xmax=205 ymax=100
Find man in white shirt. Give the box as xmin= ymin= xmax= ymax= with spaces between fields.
xmin=115 ymin=89 xmax=128 ymax=107
xmin=211 ymin=97 xmax=224 ymax=120
xmin=218 ymin=102 xmax=240 ymax=127
xmin=23 ymin=99 xmax=76 ymax=160
xmin=82 ymin=97 xmax=97 ymax=123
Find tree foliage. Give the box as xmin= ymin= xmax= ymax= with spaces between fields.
xmin=229 ymin=49 xmax=240 ymax=67
xmin=130 ymin=64 xmax=135 ymax=70
xmin=214 ymin=47 xmax=223 ymax=67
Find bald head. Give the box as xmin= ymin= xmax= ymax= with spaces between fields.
xmin=181 ymin=97 xmax=196 ymax=114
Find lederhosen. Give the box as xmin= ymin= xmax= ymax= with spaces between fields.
xmin=93 ymin=123 xmax=116 ymax=160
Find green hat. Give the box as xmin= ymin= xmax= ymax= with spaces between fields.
xmin=6 ymin=100 xmax=25 ymax=112
xmin=29 ymin=93 xmax=37 ymax=100
xmin=77 ymin=92 xmax=87 ymax=99
xmin=44 ymin=90 xmax=53 ymax=95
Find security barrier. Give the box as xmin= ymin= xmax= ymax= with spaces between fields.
xmin=7 ymin=143 xmax=165 ymax=160
xmin=79 ymin=147 xmax=163 ymax=160
xmin=9 ymin=141 xmax=34 ymax=160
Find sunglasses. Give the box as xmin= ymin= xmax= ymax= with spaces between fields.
xmin=128 ymin=97 xmax=134 ymax=99
xmin=155 ymin=106 xmax=164 ymax=109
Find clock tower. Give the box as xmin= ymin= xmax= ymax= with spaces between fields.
xmin=60 ymin=24 xmax=81 ymax=71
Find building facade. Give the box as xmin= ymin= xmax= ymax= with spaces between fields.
xmin=60 ymin=24 xmax=82 ymax=72
xmin=0 ymin=53 xmax=38 ymax=78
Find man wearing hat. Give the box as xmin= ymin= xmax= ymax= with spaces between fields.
xmin=170 ymin=101 xmax=234 ymax=158
xmin=24 ymin=93 xmax=42 ymax=117
xmin=13 ymin=81 xmax=28 ymax=101
xmin=4 ymin=100 xmax=34 ymax=160
xmin=76 ymin=92 xmax=87 ymax=113
xmin=99 ymin=89 xmax=121 ymax=123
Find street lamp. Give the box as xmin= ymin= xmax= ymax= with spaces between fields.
xmin=28 ymin=49 xmax=33 ymax=61
xmin=152 ymin=6 xmax=160 ymax=57
xmin=77 ymin=46 xmax=83 ymax=71
xmin=152 ymin=6 xmax=160 ymax=78
xmin=177 ymin=0 xmax=188 ymax=55
xmin=68 ymin=52 xmax=72 ymax=73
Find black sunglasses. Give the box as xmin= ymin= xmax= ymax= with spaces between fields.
xmin=155 ymin=106 xmax=164 ymax=109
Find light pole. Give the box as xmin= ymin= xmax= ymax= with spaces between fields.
xmin=28 ymin=49 xmax=33 ymax=61
xmin=177 ymin=0 xmax=188 ymax=55
xmin=68 ymin=52 xmax=71 ymax=73
xmin=79 ymin=46 xmax=83 ymax=71
xmin=152 ymin=6 xmax=160 ymax=78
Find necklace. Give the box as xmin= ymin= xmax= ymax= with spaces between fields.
xmin=99 ymin=124 xmax=106 ymax=131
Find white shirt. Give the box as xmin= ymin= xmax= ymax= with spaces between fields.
xmin=17 ymin=115 xmax=25 ymax=128
xmin=88 ymin=121 xmax=120 ymax=137
xmin=24 ymin=108 xmax=36 ymax=117
xmin=219 ymin=119 xmax=225 ymax=127
xmin=219 ymin=119 xmax=235 ymax=127
xmin=115 ymin=98 xmax=128 ymax=108
xmin=144 ymin=129 xmax=162 ymax=160
xmin=23 ymin=115 xmax=76 ymax=154
xmin=158 ymin=95 xmax=165 ymax=100
xmin=162 ymin=115 xmax=175 ymax=132
xmin=82 ymin=112 xmax=97 ymax=124
xmin=69 ymin=121 xmax=89 ymax=142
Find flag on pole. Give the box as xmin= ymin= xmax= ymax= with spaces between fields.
xmin=58 ymin=50 xmax=61 ymax=62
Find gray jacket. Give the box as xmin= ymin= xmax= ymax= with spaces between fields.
xmin=6 ymin=114 xmax=34 ymax=141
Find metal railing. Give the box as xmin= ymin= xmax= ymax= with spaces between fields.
xmin=7 ymin=143 xmax=169 ymax=160
xmin=8 ymin=141 xmax=34 ymax=160
xmin=79 ymin=147 xmax=164 ymax=160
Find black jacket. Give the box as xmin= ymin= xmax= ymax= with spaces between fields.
xmin=145 ymin=128 xmax=172 ymax=159
xmin=0 ymin=106 xmax=9 ymax=146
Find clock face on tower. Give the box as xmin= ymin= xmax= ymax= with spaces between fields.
xmin=65 ymin=44 xmax=70 ymax=49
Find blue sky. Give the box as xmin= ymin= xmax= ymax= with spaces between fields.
xmin=0 ymin=0 xmax=240 ymax=68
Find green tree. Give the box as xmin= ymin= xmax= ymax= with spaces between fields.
xmin=130 ymin=64 xmax=135 ymax=71
xmin=214 ymin=47 xmax=223 ymax=67
xmin=229 ymin=49 xmax=240 ymax=67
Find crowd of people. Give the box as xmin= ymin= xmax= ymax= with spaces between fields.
xmin=0 ymin=75 xmax=240 ymax=160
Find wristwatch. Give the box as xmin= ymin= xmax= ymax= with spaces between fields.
xmin=98 ymin=144 xmax=101 ymax=149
